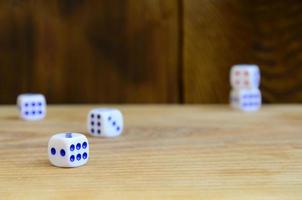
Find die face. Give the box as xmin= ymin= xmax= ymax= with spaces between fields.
xmin=87 ymin=110 xmax=104 ymax=136
xmin=48 ymin=133 xmax=89 ymax=168
xmin=230 ymin=90 xmax=240 ymax=109
xmin=230 ymin=89 xmax=261 ymax=111
xmin=102 ymin=110 xmax=123 ymax=137
xmin=230 ymin=64 xmax=260 ymax=89
xmin=87 ymin=108 xmax=123 ymax=137
xmin=17 ymin=94 xmax=46 ymax=121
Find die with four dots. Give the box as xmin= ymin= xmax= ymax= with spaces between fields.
xmin=87 ymin=108 xmax=124 ymax=137
xmin=17 ymin=93 xmax=47 ymax=121
xmin=230 ymin=64 xmax=260 ymax=89
xmin=48 ymin=133 xmax=89 ymax=168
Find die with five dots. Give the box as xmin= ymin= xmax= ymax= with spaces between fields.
xmin=87 ymin=108 xmax=124 ymax=137
xmin=230 ymin=64 xmax=260 ymax=89
xmin=17 ymin=93 xmax=47 ymax=121
xmin=48 ymin=133 xmax=89 ymax=168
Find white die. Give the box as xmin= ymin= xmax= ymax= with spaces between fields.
xmin=87 ymin=108 xmax=123 ymax=137
xmin=48 ymin=132 xmax=89 ymax=168
xmin=17 ymin=93 xmax=47 ymax=121
xmin=230 ymin=88 xmax=262 ymax=112
xmin=230 ymin=64 xmax=260 ymax=89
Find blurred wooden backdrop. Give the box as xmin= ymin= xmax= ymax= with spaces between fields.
xmin=1 ymin=0 xmax=302 ymax=104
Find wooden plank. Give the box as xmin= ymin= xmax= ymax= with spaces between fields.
xmin=0 ymin=0 xmax=180 ymax=103
xmin=183 ymin=1 xmax=302 ymax=103
xmin=0 ymin=2 xmax=34 ymax=103
xmin=0 ymin=105 xmax=302 ymax=199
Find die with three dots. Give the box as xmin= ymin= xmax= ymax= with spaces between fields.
xmin=48 ymin=133 xmax=89 ymax=168
xmin=17 ymin=93 xmax=47 ymax=121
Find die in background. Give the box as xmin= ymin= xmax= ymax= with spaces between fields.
xmin=17 ymin=93 xmax=47 ymax=121
xmin=230 ymin=64 xmax=260 ymax=89
xmin=48 ymin=132 xmax=89 ymax=168
xmin=87 ymin=108 xmax=123 ymax=137
xmin=230 ymin=88 xmax=262 ymax=112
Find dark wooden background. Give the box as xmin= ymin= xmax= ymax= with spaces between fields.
xmin=0 ymin=0 xmax=302 ymax=104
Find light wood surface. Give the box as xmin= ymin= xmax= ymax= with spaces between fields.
xmin=0 ymin=105 xmax=302 ymax=199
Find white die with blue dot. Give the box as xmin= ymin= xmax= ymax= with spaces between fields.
xmin=48 ymin=132 xmax=89 ymax=168
xmin=87 ymin=108 xmax=124 ymax=137
xmin=17 ymin=93 xmax=47 ymax=121
xmin=230 ymin=88 xmax=262 ymax=112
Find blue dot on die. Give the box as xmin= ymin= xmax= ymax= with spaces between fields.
xmin=76 ymin=143 xmax=81 ymax=150
xmin=76 ymin=154 xmax=81 ymax=161
xmin=70 ymin=144 xmax=75 ymax=151
xmin=91 ymin=114 xmax=94 ymax=118
xmin=60 ymin=149 xmax=66 ymax=157
xmin=32 ymin=102 xmax=35 ymax=106
xmin=112 ymin=121 xmax=116 ymax=126
xmin=97 ymin=122 xmax=101 ymax=126
xmin=83 ymin=152 xmax=87 ymax=159
xmin=70 ymin=155 xmax=75 ymax=162
xmin=97 ymin=129 xmax=101 ymax=134
xmin=117 ymin=126 xmax=120 ymax=131
xmin=91 ymin=121 xmax=94 ymax=126
xmin=97 ymin=115 xmax=101 ymax=119
xmin=108 ymin=116 xmax=112 ymax=121
xmin=82 ymin=142 xmax=87 ymax=149
xmin=25 ymin=103 xmax=29 ymax=107
xmin=38 ymin=102 xmax=42 ymax=106
xmin=32 ymin=111 xmax=36 ymax=115
xmin=25 ymin=111 xmax=29 ymax=116
xmin=51 ymin=148 xmax=56 ymax=155
xmin=65 ymin=133 xmax=72 ymax=138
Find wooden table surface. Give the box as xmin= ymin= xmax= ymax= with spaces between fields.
xmin=0 ymin=105 xmax=301 ymax=199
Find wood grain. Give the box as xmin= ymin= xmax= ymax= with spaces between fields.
xmin=183 ymin=0 xmax=302 ymax=103
xmin=2 ymin=1 xmax=302 ymax=104
xmin=0 ymin=0 xmax=180 ymax=103
xmin=0 ymin=1 xmax=35 ymax=103
xmin=183 ymin=0 xmax=248 ymax=103
xmin=0 ymin=105 xmax=302 ymax=199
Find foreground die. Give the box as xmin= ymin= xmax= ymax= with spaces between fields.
xmin=230 ymin=89 xmax=262 ymax=112
xmin=87 ymin=108 xmax=123 ymax=137
xmin=48 ymin=133 xmax=89 ymax=168
xmin=17 ymin=93 xmax=46 ymax=121
xmin=230 ymin=64 xmax=260 ymax=89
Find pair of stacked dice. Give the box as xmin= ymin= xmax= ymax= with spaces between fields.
xmin=17 ymin=93 xmax=123 ymax=168
xmin=48 ymin=108 xmax=123 ymax=168
xmin=230 ymin=64 xmax=262 ymax=111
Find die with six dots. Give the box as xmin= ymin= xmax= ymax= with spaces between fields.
xmin=87 ymin=108 xmax=124 ymax=137
xmin=230 ymin=88 xmax=262 ymax=112
xmin=17 ymin=93 xmax=47 ymax=121
xmin=48 ymin=133 xmax=89 ymax=168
